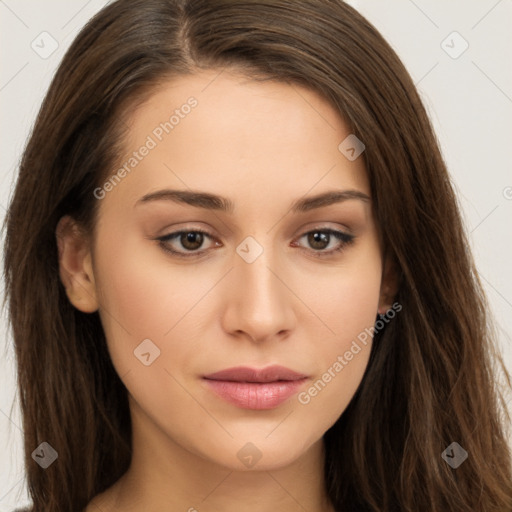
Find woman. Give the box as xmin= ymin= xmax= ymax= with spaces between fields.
xmin=3 ymin=0 xmax=511 ymax=511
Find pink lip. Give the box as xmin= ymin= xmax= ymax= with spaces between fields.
xmin=203 ymin=365 xmax=309 ymax=410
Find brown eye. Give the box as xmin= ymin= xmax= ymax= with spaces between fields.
xmin=157 ymin=229 xmax=219 ymax=258
xmin=307 ymin=231 xmax=330 ymax=250
xmin=180 ymin=232 xmax=204 ymax=251
xmin=293 ymin=228 xmax=355 ymax=257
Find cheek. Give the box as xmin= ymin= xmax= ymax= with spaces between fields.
xmin=310 ymin=236 xmax=382 ymax=342
xmin=92 ymin=231 xmax=187 ymax=371
xmin=93 ymin=229 xmax=231 ymax=379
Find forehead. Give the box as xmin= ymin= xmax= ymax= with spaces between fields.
xmin=102 ymin=69 xmax=370 ymax=211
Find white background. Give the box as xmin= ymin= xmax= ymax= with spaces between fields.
xmin=1 ymin=0 xmax=511 ymax=509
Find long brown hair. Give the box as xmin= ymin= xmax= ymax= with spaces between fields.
xmin=3 ymin=1 xmax=511 ymax=511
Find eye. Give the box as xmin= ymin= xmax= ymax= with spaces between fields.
xmin=292 ymin=228 xmax=355 ymax=257
xmin=157 ymin=229 xmax=220 ymax=258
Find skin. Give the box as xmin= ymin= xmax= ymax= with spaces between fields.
xmin=57 ymin=69 xmax=396 ymax=512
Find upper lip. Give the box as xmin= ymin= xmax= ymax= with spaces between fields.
xmin=203 ymin=365 xmax=308 ymax=383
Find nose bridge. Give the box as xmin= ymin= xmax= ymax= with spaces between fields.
xmin=237 ymin=236 xmax=285 ymax=309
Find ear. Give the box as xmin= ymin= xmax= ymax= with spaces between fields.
xmin=55 ymin=215 xmax=99 ymax=313
xmin=377 ymin=255 xmax=399 ymax=315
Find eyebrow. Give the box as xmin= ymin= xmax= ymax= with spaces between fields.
xmin=135 ymin=188 xmax=370 ymax=213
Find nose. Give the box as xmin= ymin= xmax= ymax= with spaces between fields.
xmin=220 ymin=242 xmax=297 ymax=344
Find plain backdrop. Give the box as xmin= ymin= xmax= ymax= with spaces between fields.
xmin=1 ymin=0 xmax=511 ymax=509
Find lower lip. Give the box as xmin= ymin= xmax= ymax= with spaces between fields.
xmin=203 ymin=378 xmax=308 ymax=410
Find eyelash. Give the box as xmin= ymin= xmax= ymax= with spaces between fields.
xmin=156 ymin=227 xmax=355 ymax=259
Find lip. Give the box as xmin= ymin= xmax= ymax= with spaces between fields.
xmin=202 ymin=365 xmax=309 ymax=410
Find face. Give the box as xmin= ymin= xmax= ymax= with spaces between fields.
xmin=60 ymin=69 xmax=393 ymax=472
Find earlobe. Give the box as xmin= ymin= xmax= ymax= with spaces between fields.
xmin=56 ymin=216 xmax=99 ymax=313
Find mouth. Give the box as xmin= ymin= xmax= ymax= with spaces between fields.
xmin=202 ymin=365 xmax=309 ymax=409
